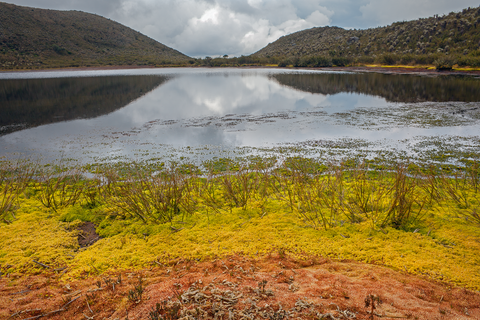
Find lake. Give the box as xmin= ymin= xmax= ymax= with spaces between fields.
xmin=1 ymin=68 xmax=479 ymax=164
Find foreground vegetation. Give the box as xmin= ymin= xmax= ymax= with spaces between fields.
xmin=0 ymin=157 xmax=479 ymax=292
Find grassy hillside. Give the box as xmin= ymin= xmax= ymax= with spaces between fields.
xmin=252 ymin=6 xmax=480 ymax=68
xmin=0 ymin=2 xmax=191 ymax=69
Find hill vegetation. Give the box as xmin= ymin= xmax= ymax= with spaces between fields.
xmin=248 ymin=6 xmax=480 ymax=69
xmin=0 ymin=2 xmax=190 ymax=69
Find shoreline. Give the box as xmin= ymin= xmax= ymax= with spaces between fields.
xmin=2 ymin=64 xmax=480 ymax=76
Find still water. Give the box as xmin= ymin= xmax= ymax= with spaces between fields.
xmin=1 ymin=68 xmax=479 ymax=163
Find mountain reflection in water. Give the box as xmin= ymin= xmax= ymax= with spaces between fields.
xmin=0 ymin=75 xmax=169 ymax=135
xmin=0 ymin=68 xmax=478 ymax=163
xmin=271 ymin=73 xmax=480 ymax=102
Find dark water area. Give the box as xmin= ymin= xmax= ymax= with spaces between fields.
xmin=0 ymin=75 xmax=169 ymax=135
xmin=0 ymin=68 xmax=479 ymax=163
xmin=271 ymin=73 xmax=480 ymax=102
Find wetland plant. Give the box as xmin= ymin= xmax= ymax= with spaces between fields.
xmin=8 ymin=157 xmax=480 ymax=231
xmin=0 ymin=161 xmax=32 ymax=223
xmin=36 ymin=166 xmax=85 ymax=212
xmin=102 ymin=163 xmax=193 ymax=223
xmin=379 ymin=164 xmax=428 ymax=229
xmin=220 ymin=165 xmax=260 ymax=211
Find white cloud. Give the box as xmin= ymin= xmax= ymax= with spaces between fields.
xmin=359 ymin=0 xmax=480 ymax=26
xmin=108 ymin=0 xmax=332 ymax=57
xmin=4 ymin=0 xmax=480 ymax=57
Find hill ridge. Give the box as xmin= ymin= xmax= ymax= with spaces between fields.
xmin=0 ymin=2 xmax=190 ymax=69
xmin=252 ymin=6 xmax=480 ymax=67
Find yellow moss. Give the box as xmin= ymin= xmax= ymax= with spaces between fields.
xmin=452 ymin=67 xmax=480 ymax=71
xmin=1 ymin=175 xmax=479 ymax=291
xmin=0 ymin=197 xmax=79 ymax=271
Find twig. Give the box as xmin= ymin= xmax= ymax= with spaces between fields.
xmin=89 ymin=263 xmax=100 ymax=274
xmin=23 ymin=309 xmax=65 ymax=320
xmin=83 ymin=313 xmax=94 ymax=320
xmin=10 ymin=289 xmax=31 ymax=295
xmin=368 ymin=312 xmax=408 ymax=319
xmin=8 ymin=309 xmax=42 ymax=319
xmin=61 ymin=295 xmax=81 ymax=309
xmin=58 ymin=268 xmax=69 ymax=277
xmin=32 ymin=260 xmax=51 ymax=269
xmin=170 ymin=226 xmax=184 ymax=233
xmin=85 ymin=296 xmax=94 ymax=314
xmin=54 ymin=267 xmax=67 ymax=272
xmin=64 ymin=290 xmax=82 ymax=298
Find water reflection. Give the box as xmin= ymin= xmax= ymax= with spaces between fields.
xmin=0 ymin=68 xmax=479 ymax=162
xmin=0 ymin=75 xmax=169 ymax=135
xmin=271 ymin=72 xmax=480 ymax=102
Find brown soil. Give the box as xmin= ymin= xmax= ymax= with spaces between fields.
xmin=1 ymin=255 xmax=479 ymax=320
xmin=77 ymin=222 xmax=101 ymax=248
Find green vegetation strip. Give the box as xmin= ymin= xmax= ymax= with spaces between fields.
xmin=0 ymin=158 xmax=479 ymax=291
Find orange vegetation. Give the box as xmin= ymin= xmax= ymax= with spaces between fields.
xmin=1 ymin=254 xmax=479 ymax=320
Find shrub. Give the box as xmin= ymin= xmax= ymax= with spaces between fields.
xmin=1 ymin=162 xmax=32 ymax=223
xmin=332 ymin=57 xmax=351 ymax=66
xmin=434 ymin=56 xmax=457 ymax=70
xmin=379 ymin=54 xmax=397 ymax=65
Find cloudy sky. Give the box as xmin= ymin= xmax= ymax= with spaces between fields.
xmin=5 ymin=0 xmax=480 ymax=57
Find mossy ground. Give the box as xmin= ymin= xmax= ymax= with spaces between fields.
xmin=1 ymin=175 xmax=479 ymax=292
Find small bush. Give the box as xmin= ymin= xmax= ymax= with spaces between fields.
xmin=379 ymin=54 xmax=397 ymax=65
xmin=332 ymin=57 xmax=351 ymax=66
xmin=434 ymin=56 xmax=457 ymax=70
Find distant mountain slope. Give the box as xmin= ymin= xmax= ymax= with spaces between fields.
xmin=0 ymin=2 xmax=190 ymax=69
xmin=253 ymin=6 xmax=480 ymax=66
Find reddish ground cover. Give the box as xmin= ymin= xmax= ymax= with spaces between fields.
xmin=1 ymin=254 xmax=479 ymax=320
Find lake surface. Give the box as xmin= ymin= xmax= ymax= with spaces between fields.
xmin=1 ymin=68 xmax=479 ymax=164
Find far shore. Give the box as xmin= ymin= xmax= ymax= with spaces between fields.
xmin=2 ymin=64 xmax=480 ymax=76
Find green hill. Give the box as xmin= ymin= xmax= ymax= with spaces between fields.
xmin=252 ymin=6 xmax=480 ymax=68
xmin=0 ymin=2 xmax=190 ymax=69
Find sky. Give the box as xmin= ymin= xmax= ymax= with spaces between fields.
xmin=5 ymin=0 xmax=480 ymax=57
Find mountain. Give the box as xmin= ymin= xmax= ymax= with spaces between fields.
xmin=0 ymin=2 xmax=190 ymax=69
xmin=252 ymin=6 xmax=480 ymax=67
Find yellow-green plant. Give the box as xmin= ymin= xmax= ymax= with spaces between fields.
xmin=37 ymin=168 xmax=85 ymax=212
xmin=102 ymin=164 xmax=192 ymax=223
xmin=380 ymin=164 xmax=427 ymax=229
xmin=0 ymin=162 xmax=32 ymax=223
xmin=220 ymin=165 xmax=260 ymax=211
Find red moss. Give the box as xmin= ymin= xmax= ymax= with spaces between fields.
xmin=1 ymin=254 xmax=479 ymax=319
